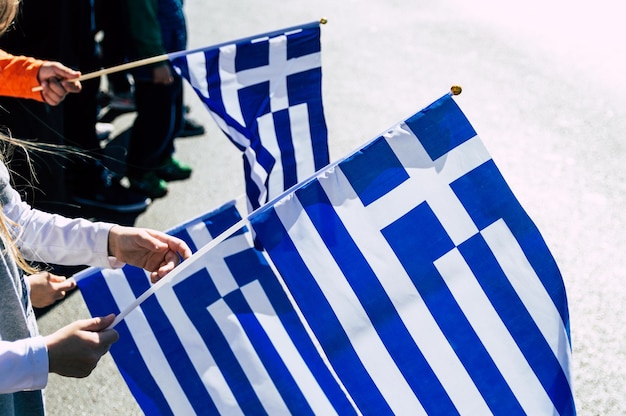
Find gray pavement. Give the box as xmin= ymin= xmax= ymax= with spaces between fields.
xmin=37 ymin=0 xmax=624 ymax=414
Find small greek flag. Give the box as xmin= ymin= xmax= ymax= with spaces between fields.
xmin=76 ymin=202 xmax=354 ymax=415
xmin=171 ymin=21 xmax=330 ymax=212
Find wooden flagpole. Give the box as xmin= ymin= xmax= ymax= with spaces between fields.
xmin=31 ymin=53 xmax=169 ymax=92
xmin=32 ymin=18 xmax=329 ymax=93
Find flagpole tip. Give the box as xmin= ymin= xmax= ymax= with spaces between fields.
xmin=320 ymin=18 xmax=328 ymax=24
xmin=450 ymin=85 xmax=462 ymax=96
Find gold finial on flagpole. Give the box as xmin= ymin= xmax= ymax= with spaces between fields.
xmin=320 ymin=18 xmax=328 ymax=24
xmin=450 ymin=85 xmax=462 ymax=95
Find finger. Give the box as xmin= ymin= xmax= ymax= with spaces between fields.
xmin=50 ymin=64 xmax=81 ymax=79
xmin=157 ymin=258 xmax=177 ymax=276
xmin=98 ymin=328 xmax=120 ymax=348
xmin=41 ymin=93 xmax=61 ymax=106
xmin=53 ymin=278 xmax=77 ymax=293
xmin=42 ymin=80 xmax=65 ymax=105
xmin=81 ymin=314 xmax=117 ymax=331
xmin=46 ymin=77 xmax=67 ymax=95
xmin=61 ymin=79 xmax=82 ymax=93
xmin=48 ymin=273 xmax=67 ymax=283
xmin=141 ymin=230 xmax=170 ymax=251
xmin=150 ymin=253 xmax=180 ymax=282
xmin=150 ymin=271 xmax=161 ymax=284
xmin=166 ymin=237 xmax=192 ymax=260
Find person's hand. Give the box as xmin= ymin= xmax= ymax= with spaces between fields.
xmin=108 ymin=225 xmax=192 ymax=283
xmin=37 ymin=61 xmax=81 ymax=105
xmin=152 ymin=63 xmax=174 ymax=85
xmin=26 ymin=271 xmax=76 ymax=308
xmin=45 ymin=314 xmax=119 ymax=378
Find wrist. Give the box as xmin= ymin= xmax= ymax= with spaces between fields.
xmin=108 ymin=225 xmax=120 ymax=257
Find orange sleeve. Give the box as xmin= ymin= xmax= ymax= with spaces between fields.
xmin=0 ymin=50 xmax=45 ymax=102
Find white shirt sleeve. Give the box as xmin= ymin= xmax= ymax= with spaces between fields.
xmin=0 ymin=336 xmax=48 ymax=394
xmin=2 ymin=183 xmax=123 ymax=269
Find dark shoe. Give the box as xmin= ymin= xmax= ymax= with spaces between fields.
xmin=128 ymin=172 xmax=168 ymax=199
xmin=73 ymin=179 xmax=150 ymax=213
xmin=177 ymin=116 xmax=205 ymax=138
xmin=156 ymin=157 xmax=192 ymax=181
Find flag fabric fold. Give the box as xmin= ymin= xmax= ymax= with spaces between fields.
xmin=77 ymin=92 xmax=575 ymax=415
xmin=170 ymin=22 xmax=330 ymax=212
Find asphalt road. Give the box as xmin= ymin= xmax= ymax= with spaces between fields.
xmin=37 ymin=0 xmax=625 ymax=414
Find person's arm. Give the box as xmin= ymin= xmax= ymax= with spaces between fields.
xmin=126 ymin=0 xmax=165 ymax=59
xmin=0 ymin=315 xmax=120 ymax=393
xmin=0 ymin=337 xmax=48 ymax=394
xmin=0 ymin=50 xmax=44 ymax=101
xmin=2 ymin=165 xmax=191 ymax=278
xmin=6 ymin=198 xmax=192 ymax=279
xmin=3 ymin=192 xmax=119 ymax=269
xmin=0 ymin=50 xmax=81 ymax=104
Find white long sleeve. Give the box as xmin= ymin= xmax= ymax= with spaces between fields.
xmin=0 ymin=336 xmax=48 ymax=394
xmin=1 ymin=180 xmax=121 ymax=269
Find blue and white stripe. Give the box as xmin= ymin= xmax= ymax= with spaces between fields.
xmin=249 ymin=94 xmax=575 ymax=415
xmin=170 ymin=22 xmax=330 ymax=212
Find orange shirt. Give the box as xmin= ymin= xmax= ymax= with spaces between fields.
xmin=0 ymin=50 xmax=44 ymax=102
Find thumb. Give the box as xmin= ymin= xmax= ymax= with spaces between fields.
xmin=51 ymin=63 xmax=80 ymax=79
xmin=80 ymin=314 xmax=117 ymax=332
xmin=52 ymin=278 xmax=77 ymax=293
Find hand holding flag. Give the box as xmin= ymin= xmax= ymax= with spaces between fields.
xmin=107 ymin=226 xmax=192 ymax=282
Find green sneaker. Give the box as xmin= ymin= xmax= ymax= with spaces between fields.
xmin=128 ymin=172 xmax=168 ymax=199
xmin=156 ymin=157 xmax=192 ymax=181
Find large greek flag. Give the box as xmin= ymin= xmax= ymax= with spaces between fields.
xmin=249 ymin=93 xmax=575 ymax=414
xmin=170 ymin=22 xmax=330 ymax=212
xmin=77 ymin=93 xmax=575 ymax=415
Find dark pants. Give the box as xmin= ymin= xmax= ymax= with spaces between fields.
xmin=95 ymin=0 xmax=132 ymax=93
xmin=125 ymin=74 xmax=183 ymax=175
xmin=0 ymin=100 xmax=68 ymax=211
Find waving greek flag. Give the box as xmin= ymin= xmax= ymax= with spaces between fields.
xmin=77 ymin=93 xmax=575 ymax=415
xmin=171 ymin=21 xmax=329 ymax=212
xmin=249 ymin=93 xmax=575 ymax=415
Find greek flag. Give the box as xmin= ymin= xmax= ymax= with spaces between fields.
xmin=249 ymin=93 xmax=575 ymax=414
xmin=170 ymin=21 xmax=330 ymax=212
xmin=77 ymin=93 xmax=575 ymax=415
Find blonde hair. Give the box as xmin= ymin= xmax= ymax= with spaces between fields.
xmin=0 ymin=134 xmax=39 ymax=275
xmin=0 ymin=0 xmax=18 ymax=35
xmin=0 ymin=0 xmax=37 ymax=274
xmin=0 ymin=132 xmax=90 ymax=276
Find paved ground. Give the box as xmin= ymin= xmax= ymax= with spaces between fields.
xmin=37 ymin=0 xmax=624 ymax=414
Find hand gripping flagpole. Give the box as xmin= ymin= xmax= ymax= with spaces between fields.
xmin=32 ymin=19 xmax=328 ymax=92
xmin=107 ymin=216 xmax=250 ymax=329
